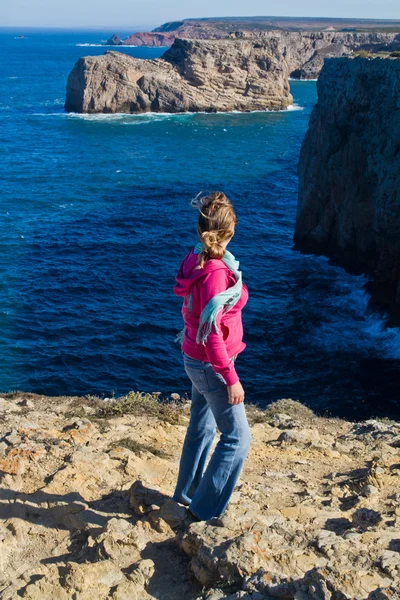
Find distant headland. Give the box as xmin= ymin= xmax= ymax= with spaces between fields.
xmin=105 ymin=16 xmax=400 ymax=47
xmin=66 ymin=25 xmax=400 ymax=114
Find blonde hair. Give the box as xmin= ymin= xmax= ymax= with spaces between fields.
xmin=191 ymin=191 xmax=237 ymax=268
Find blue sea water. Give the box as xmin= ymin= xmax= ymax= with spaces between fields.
xmin=1 ymin=28 xmax=399 ymax=419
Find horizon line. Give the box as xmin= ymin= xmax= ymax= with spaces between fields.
xmin=2 ymin=14 xmax=400 ymax=29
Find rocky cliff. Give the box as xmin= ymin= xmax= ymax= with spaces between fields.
xmin=295 ymin=56 xmax=400 ymax=312
xmin=65 ymin=39 xmax=293 ymax=114
xmin=109 ymin=16 xmax=400 ymax=49
xmin=105 ymin=28 xmax=400 ymax=78
xmin=274 ymin=31 xmax=400 ymax=79
xmin=1 ymin=391 xmax=400 ymax=599
xmin=114 ymin=32 xmax=176 ymax=47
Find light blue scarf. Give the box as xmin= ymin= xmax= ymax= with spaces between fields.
xmin=176 ymin=242 xmax=243 ymax=346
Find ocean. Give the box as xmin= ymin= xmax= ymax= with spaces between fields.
xmin=1 ymin=28 xmax=399 ymax=420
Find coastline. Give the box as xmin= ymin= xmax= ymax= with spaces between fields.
xmin=1 ymin=390 xmax=399 ymax=598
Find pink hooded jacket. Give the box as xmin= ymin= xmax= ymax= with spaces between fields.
xmin=174 ymin=247 xmax=249 ymax=386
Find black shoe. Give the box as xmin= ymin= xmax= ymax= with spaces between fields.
xmin=186 ymin=508 xmax=202 ymax=522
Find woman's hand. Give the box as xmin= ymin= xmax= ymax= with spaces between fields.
xmin=227 ymin=380 xmax=245 ymax=405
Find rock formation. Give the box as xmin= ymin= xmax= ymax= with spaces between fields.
xmin=122 ymin=31 xmax=176 ymax=47
xmin=65 ymin=39 xmax=293 ymax=114
xmin=106 ymin=21 xmax=228 ymax=47
xmin=105 ymin=33 xmax=122 ymax=46
xmin=1 ymin=392 xmax=399 ymax=599
xmin=106 ymin=20 xmax=400 ymax=80
xmin=295 ymin=55 xmax=400 ymax=312
xmin=275 ymin=31 xmax=400 ymax=79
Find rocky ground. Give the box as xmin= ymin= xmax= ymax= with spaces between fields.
xmin=0 ymin=391 xmax=399 ymax=599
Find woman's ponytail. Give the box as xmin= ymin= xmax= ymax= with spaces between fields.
xmin=192 ymin=191 xmax=236 ymax=268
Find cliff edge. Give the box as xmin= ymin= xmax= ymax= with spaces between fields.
xmin=295 ymin=56 xmax=400 ymax=312
xmin=0 ymin=391 xmax=399 ymax=598
xmin=105 ymin=28 xmax=400 ymax=80
xmin=65 ymin=39 xmax=292 ymax=114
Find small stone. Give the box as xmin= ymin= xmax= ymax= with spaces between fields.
xmin=0 ymin=398 xmax=21 ymax=413
xmin=4 ymin=431 xmax=22 ymax=445
xmin=379 ymin=550 xmax=400 ymax=576
xmin=64 ymin=560 xmax=124 ymax=593
xmin=128 ymin=480 xmax=167 ymax=515
xmin=343 ymin=531 xmax=362 ymax=541
xmin=362 ymin=484 xmax=379 ymax=497
xmin=159 ymin=498 xmax=188 ymax=528
xmin=6 ymin=518 xmax=31 ymax=541
xmin=126 ymin=558 xmax=155 ymax=587
xmin=268 ymin=413 xmax=297 ymax=429
xmin=17 ymin=398 xmax=35 ymax=408
xmin=277 ymin=428 xmax=320 ymax=445
xmin=280 ymin=506 xmax=300 ymax=519
xmin=323 ymin=449 xmax=341 ymax=458
xmin=110 ymin=580 xmax=140 ymax=600
xmin=148 ymin=511 xmax=174 ymax=533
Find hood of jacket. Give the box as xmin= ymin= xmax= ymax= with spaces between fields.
xmin=174 ymin=248 xmax=228 ymax=298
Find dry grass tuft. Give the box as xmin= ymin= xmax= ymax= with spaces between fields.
xmin=95 ymin=391 xmax=189 ymax=425
xmin=109 ymin=437 xmax=170 ymax=459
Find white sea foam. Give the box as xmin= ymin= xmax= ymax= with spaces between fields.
xmin=33 ymin=105 xmax=304 ymax=121
xmin=301 ymin=258 xmax=400 ymax=360
xmin=289 ymin=77 xmax=318 ymax=82
xmin=287 ymin=104 xmax=304 ymax=111
xmin=65 ymin=111 xmax=187 ymax=121
xmin=75 ymin=43 xmax=125 ymax=47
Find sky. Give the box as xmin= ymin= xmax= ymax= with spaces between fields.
xmin=1 ymin=0 xmax=399 ymax=29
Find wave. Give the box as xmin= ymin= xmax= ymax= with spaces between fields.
xmin=66 ymin=111 xmax=192 ymax=121
xmin=289 ymin=77 xmax=318 ymax=82
xmin=67 ymin=105 xmax=304 ymax=118
xmin=299 ymin=259 xmax=400 ymax=360
xmin=32 ymin=104 xmax=304 ymax=122
xmin=75 ymin=43 xmax=126 ymax=47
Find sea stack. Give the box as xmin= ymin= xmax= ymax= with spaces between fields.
xmin=65 ymin=38 xmax=293 ymax=114
xmin=295 ymin=55 xmax=400 ymax=312
xmin=105 ymin=33 xmax=122 ymax=46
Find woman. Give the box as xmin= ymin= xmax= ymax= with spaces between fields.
xmin=172 ymin=191 xmax=251 ymax=522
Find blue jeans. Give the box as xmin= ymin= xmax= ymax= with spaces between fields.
xmin=172 ymin=352 xmax=251 ymax=521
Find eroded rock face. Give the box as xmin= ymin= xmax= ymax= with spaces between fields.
xmin=107 ymin=22 xmax=234 ymax=47
xmin=106 ymin=34 xmax=122 ymax=46
xmin=270 ymin=31 xmax=400 ymax=79
xmin=295 ymin=56 xmax=400 ymax=310
xmin=65 ymin=38 xmax=293 ymax=114
xmin=123 ymin=32 xmax=176 ymax=46
xmin=107 ymin=26 xmax=400 ymax=80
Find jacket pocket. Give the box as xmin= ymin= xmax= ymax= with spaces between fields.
xmin=220 ymin=322 xmax=229 ymax=341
